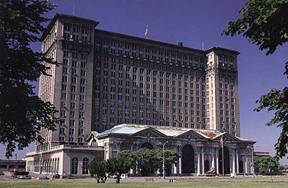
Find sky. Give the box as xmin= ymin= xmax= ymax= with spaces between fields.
xmin=1 ymin=0 xmax=287 ymax=164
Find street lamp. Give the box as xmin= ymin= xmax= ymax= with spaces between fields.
xmin=162 ymin=140 xmax=168 ymax=179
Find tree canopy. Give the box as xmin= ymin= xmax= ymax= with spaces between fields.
xmin=224 ymin=0 xmax=288 ymax=55
xmin=254 ymin=156 xmax=280 ymax=175
xmin=135 ymin=148 xmax=161 ymax=176
xmin=88 ymin=160 xmax=107 ymax=183
xmin=106 ymin=150 xmax=135 ymax=183
xmin=224 ymin=0 xmax=288 ymax=159
xmin=88 ymin=148 xmax=179 ymax=183
xmin=0 ymin=0 xmax=57 ymax=157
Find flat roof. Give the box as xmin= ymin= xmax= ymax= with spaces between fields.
xmin=95 ymin=29 xmax=206 ymax=54
xmin=41 ymin=13 xmax=99 ymax=41
xmin=42 ymin=14 xmax=240 ymax=56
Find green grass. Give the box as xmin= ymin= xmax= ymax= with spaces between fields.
xmin=1 ymin=176 xmax=288 ymax=188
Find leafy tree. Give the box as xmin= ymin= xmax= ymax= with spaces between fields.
xmin=254 ymin=156 xmax=280 ymax=175
xmin=155 ymin=149 xmax=179 ymax=176
xmin=0 ymin=0 xmax=58 ymax=157
xmin=224 ymin=0 xmax=288 ymax=159
xmin=107 ymin=150 xmax=135 ymax=183
xmin=134 ymin=148 xmax=179 ymax=176
xmin=88 ymin=160 xmax=107 ymax=183
xmin=135 ymin=148 xmax=161 ymax=176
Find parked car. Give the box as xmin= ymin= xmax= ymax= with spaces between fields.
xmin=38 ymin=176 xmax=49 ymax=180
xmin=18 ymin=175 xmax=32 ymax=179
xmin=52 ymin=174 xmax=60 ymax=179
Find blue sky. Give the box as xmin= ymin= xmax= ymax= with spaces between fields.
xmin=1 ymin=0 xmax=287 ymax=164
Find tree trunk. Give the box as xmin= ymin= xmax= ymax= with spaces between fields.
xmin=116 ymin=174 xmax=121 ymax=183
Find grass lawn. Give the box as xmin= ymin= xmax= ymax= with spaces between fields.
xmin=1 ymin=176 xmax=288 ymax=188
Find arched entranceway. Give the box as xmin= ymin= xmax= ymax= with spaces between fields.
xmin=182 ymin=144 xmax=195 ymax=173
xmin=239 ymin=160 xmax=244 ymax=173
xmin=204 ymin=160 xmax=210 ymax=173
xmin=140 ymin=142 xmax=153 ymax=149
xmin=218 ymin=146 xmax=230 ymax=174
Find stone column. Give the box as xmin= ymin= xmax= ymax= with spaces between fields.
xmin=232 ymin=149 xmax=236 ymax=175
xmin=201 ymin=147 xmax=205 ymax=174
xmin=248 ymin=157 xmax=251 ymax=174
xmin=216 ymin=148 xmax=219 ymax=174
xmin=78 ymin=159 xmax=82 ymax=175
xmin=197 ymin=151 xmax=201 ymax=176
xmin=211 ymin=148 xmax=215 ymax=169
xmin=173 ymin=163 xmax=177 ymax=174
xmin=244 ymin=156 xmax=248 ymax=174
xmin=179 ymin=157 xmax=182 ymax=174
xmin=236 ymin=150 xmax=239 ymax=174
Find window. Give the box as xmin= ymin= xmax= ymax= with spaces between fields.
xmin=82 ymin=158 xmax=89 ymax=174
xmin=71 ymin=158 xmax=78 ymax=174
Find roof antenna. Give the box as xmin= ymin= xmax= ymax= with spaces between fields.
xmin=144 ymin=24 xmax=149 ymax=39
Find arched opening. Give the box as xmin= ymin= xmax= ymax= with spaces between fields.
xmin=140 ymin=142 xmax=153 ymax=149
xmin=239 ymin=160 xmax=244 ymax=173
xmin=71 ymin=157 xmax=78 ymax=174
xmin=82 ymin=158 xmax=89 ymax=174
xmin=204 ymin=160 xmax=210 ymax=173
xmin=181 ymin=144 xmax=195 ymax=173
xmin=218 ymin=146 xmax=230 ymax=174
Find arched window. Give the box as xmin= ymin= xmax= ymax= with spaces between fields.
xmin=71 ymin=157 xmax=78 ymax=174
xmin=82 ymin=158 xmax=89 ymax=174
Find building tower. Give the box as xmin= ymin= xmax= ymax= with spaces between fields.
xmin=38 ymin=15 xmax=97 ymax=151
xmin=205 ymin=48 xmax=240 ymax=136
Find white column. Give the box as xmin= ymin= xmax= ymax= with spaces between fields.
xmin=244 ymin=156 xmax=248 ymax=174
xmin=197 ymin=152 xmax=201 ymax=176
xmin=232 ymin=149 xmax=236 ymax=175
xmin=78 ymin=159 xmax=82 ymax=175
xmin=201 ymin=147 xmax=205 ymax=174
xmin=236 ymin=150 xmax=239 ymax=174
xmin=179 ymin=157 xmax=182 ymax=174
xmin=216 ymin=149 xmax=219 ymax=174
xmin=248 ymin=157 xmax=251 ymax=174
xmin=251 ymin=147 xmax=254 ymax=175
xmin=211 ymin=148 xmax=215 ymax=169
xmin=173 ymin=163 xmax=177 ymax=174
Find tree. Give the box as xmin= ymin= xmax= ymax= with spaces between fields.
xmin=254 ymin=156 xmax=280 ymax=175
xmin=88 ymin=160 xmax=107 ymax=183
xmin=0 ymin=0 xmax=58 ymax=157
xmin=156 ymin=149 xmax=179 ymax=176
xmin=224 ymin=0 xmax=288 ymax=159
xmin=107 ymin=150 xmax=135 ymax=183
xmin=134 ymin=148 xmax=179 ymax=176
xmin=135 ymin=148 xmax=161 ymax=176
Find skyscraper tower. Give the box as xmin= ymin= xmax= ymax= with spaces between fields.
xmin=205 ymin=49 xmax=240 ymax=136
xmin=38 ymin=15 xmax=97 ymax=150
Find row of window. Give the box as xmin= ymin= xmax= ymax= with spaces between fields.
xmin=95 ymin=37 xmax=206 ymax=63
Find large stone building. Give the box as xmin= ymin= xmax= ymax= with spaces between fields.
xmin=88 ymin=124 xmax=254 ymax=175
xmin=25 ymin=14 xmax=254 ymax=177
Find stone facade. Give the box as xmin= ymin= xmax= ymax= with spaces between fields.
xmin=89 ymin=124 xmax=255 ymax=175
xmin=25 ymin=145 xmax=103 ymax=176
